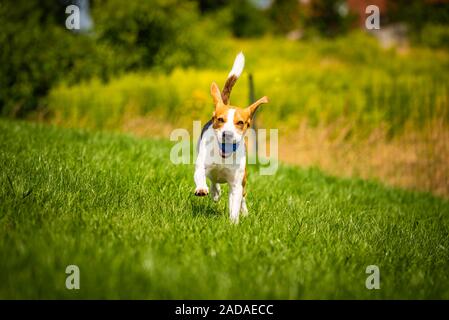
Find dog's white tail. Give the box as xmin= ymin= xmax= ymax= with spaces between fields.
xmin=222 ymin=52 xmax=245 ymax=104
xmin=228 ymin=52 xmax=245 ymax=79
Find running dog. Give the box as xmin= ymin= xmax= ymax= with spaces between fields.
xmin=194 ymin=52 xmax=268 ymax=223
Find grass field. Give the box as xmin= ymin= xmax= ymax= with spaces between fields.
xmin=1 ymin=119 xmax=449 ymax=299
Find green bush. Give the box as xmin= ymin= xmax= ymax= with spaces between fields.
xmin=388 ymin=0 xmax=449 ymax=30
xmin=0 ymin=1 xmax=122 ymax=116
xmin=417 ymin=24 xmax=449 ymax=50
xmin=388 ymin=0 xmax=449 ymax=50
xmin=269 ymin=0 xmax=304 ymax=34
xmin=230 ymin=0 xmax=270 ymax=38
xmin=92 ymin=0 xmax=220 ymax=71
xmin=304 ymin=0 xmax=355 ymax=37
xmin=0 ymin=0 xmax=222 ymax=116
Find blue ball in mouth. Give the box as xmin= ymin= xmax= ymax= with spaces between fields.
xmin=220 ymin=142 xmax=238 ymax=155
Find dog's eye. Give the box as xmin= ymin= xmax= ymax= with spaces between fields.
xmin=217 ymin=117 xmax=225 ymax=123
xmin=236 ymin=120 xmax=244 ymax=126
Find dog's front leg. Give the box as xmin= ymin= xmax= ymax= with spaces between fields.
xmin=194 ymin=143 xmax=209 ymax=196
xmin=228 ymin=183 xmax=243 ymax=224
xmin=194 ymin=161 xmax=209 ymax=196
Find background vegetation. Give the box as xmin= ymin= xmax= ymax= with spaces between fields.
xmin=2 ymin=0 xmax=448 ymax=117
xmin=47 ymin=34 xmax=449 ymax=135
xmin=1 ymin=0 xmax=449 ymax=299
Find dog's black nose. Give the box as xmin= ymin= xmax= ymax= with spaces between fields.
xmin=222 ymin=131 xmax=233 ymax=140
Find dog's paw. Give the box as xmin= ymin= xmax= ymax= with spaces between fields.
xmin=194 ymin=187 xmax=209 ymax=197
xmin=211 ymin=184 xmax=221 ymax=202
xmin=212 ymin=193 xmax=221 ymax=202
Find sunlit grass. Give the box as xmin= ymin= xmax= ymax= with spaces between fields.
xmin=1 ymin=120 xmax=448 ymax=299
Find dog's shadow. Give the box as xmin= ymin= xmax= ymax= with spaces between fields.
xmin=190 ymin=197 xmax=224 ymax=217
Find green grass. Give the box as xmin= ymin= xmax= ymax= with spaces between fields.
xmin=1 ymin=119 xmax=449 ymax=299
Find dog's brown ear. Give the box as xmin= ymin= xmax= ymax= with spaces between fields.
xmin=211 ymin=82 xmax=223 ymax=106
xmin=247 ymin=96 xmax=268 ymax=118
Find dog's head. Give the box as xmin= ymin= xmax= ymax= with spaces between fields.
xmin=210 ymin=81 xmax=268 ymax=156
xmin=208 ymin=52 xmax=269 ymax=157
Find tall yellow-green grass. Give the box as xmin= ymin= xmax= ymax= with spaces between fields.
xmin=47 ymin=32 xmax=449 ymax=135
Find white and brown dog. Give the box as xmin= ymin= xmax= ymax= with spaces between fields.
xmin=194 ymin=52 xmax=268 ymax=223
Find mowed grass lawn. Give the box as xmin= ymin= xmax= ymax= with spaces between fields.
xmin=1 ymin=119 xmax=448 ymax=299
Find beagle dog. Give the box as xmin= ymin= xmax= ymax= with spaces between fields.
xmin=194 ymin=52 xmax=268 ymax=223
